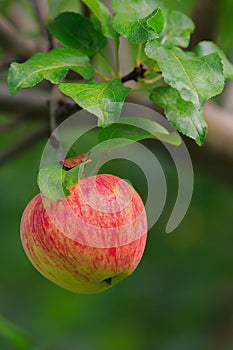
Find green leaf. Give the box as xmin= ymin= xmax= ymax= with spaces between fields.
xmin=59 ymin=80 xmax=130 ymax=126
xmin=193 ymin=41 xmax=233 ymax=81
xmin=112 ymin=8 xmax=164 ymax=43
xmin=147 ymin=8 xmax=164 ymax=36
xmin=8 ymin=48 xmax=94 ymax=96
xmin=48 ymin=12 xmax=107 ymax=56
xmin=64 ymin=166 xmax=80 ymax=189
xmin=64 ymin=160 xmax=91 ymax=188
xmin=81 ymin=0 xmax=119 ymax=44
xmin=160 ymin=9 xmax=194 ymax=48
xmin=112 ymin=0 xmax=164 ymax=17
xmin=145 ymin=44 xmax=224 ymax=106
xmin=46 ymin=0 xmax=82 ymax=20
xmin=38 ymin=161 xmax=92 ymax=201
xmin=37 ymin=164 xmax=68 ymax=201
xmin=144 ymin=37 xmax=161 ymax=57
xmin=150 ymin=86 xmax=207 ymax=145
xmin=98 ymin=117 xmax=181 ymax=146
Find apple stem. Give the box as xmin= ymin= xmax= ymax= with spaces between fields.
xmin=49 ymin=86 xmax=65 ymax=162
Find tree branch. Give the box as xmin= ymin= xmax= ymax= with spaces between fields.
xmin=49 ymin=86 xmax=65 ymax=161
xmin=189 ymin=0 xmax=221 ymax=49
xmin=31 ymin=0 xmax=53 ymax=51
xmin=0 ymin=124 xmax=49 ymax=166
xmin=121 ymin=64 xmax=148 ymax=83
xmin=0 ymin=85 xmax=49 ymax=118
xmin=1 ymin=84 xmax=233 ymax=186
xmin=0 ymin=84 xmax=80 ymax=167
xmin=0 ymin=85 xmax=78 ymax=122
xmin=0 ymin=15 xmax=43 ymax=60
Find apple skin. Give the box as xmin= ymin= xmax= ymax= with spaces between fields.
xmin=20 ymin=174 xmax=147 ymax=294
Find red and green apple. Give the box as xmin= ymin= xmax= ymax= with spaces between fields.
xmin=20 ymin=174 xmax=147 ymax=294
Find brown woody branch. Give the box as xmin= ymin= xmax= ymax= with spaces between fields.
xmin=0 ymin=15 xmax=44 ymax=60
xmin=0 ymin=124 xmax=49 ymax=166
xmin=121 ymin=64 xmax=148 ymax=83
xmin=189 ymin=0 xmax=221 ymax=49
xmin=0 ymin=85 xmax=79 ymax=167
xmin=0 ymin=86 xmax=233 ymax=187
xmin=0 ymin=85 xmax=78 ymax=121
xmin=0 ymin=85 xmax=49 ymax=118
xmin=31 ymin=0 xmax=54 ymax=51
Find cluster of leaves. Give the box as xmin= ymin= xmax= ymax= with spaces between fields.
xmin=8 ymin=0 xmax=233 ymax=146
xmin=38 ymin=116 xmax=181 ymax=200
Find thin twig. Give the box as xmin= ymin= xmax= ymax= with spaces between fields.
xmin=121 ymin=64 xmax=148 ymax=83
xmin=142 ymin=74 xmax=163 ymax=84
xmin=49 ymin=86 xmax=65 ymax=161
xmin=0 ymin=124 xmax=49 ymax=166
xmin=0 ymin=85 xmax=78 ymax=123
xmin=0 ymin=85 xmax=49 ymax=118
xmin=136 ymin=44 xmax=142 ymax=67
xmin=114 ymin=42 xmax=121 ymax=79
xmin=0 ymin=14 xmax=40 ymax=59
xmin=31 ymin=0 xmax=53 ymax=51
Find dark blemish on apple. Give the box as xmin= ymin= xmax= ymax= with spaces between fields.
xmin=103 ymin=277 xmax=112 ymax=287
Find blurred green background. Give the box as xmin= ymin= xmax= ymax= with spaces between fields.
xmin=1 ymin=1 xmax=233 ymax=350
xmin=1 ymin=127 xmax=233 ymax=350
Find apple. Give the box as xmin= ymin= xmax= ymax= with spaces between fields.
xmin=20 ymin=174 xmax=147 ymax=294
